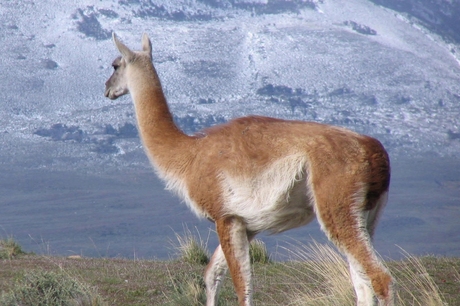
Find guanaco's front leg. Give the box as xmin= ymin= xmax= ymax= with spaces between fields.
xmin=216 ymin=216 xmax=253 ymax=306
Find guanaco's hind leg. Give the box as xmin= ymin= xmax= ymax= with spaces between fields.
xmin=314 ymin=186 xmax=393 ymax=306
xmin=213 ymin=216 xmax=253 ymax=306
xmin=204 ymin=245 xmax=228 ymax=306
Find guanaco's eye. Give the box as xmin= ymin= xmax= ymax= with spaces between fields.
xmin=113 ymin=65 xmax=119 ymax=71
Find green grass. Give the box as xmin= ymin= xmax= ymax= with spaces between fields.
xmin=165 ymin=269 xmax=207 ymax=306
xmin=250 ymin=239 xmax=271 ymax=264
xmin=0 ymin=236 xmax=27 ymax=259
xmin=0 ymin=270 xmax=106 ymax=306
xmin=167 ymin=236 xmax=271 ymax=305
xmin=172 ymin=227 xmax=210 ymax=265
xmin=0 ymin=237 xmax=459 ymax=305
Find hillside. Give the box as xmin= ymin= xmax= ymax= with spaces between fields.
xmin=0 ymin=0 xmax=459 ymax=260
xmin=1 ymin=249 xmax=459 ymax=305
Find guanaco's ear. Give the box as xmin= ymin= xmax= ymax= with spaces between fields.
xmin=113 ymin=32 xmax=135 ymax=62
xmin=142 ymin=33 xmax=152 ymax=58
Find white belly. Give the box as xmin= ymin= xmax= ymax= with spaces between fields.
xmin=221 ymin=155 xmax=316 ymax=234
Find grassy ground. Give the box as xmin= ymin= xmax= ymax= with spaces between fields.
xmin=0 ymin=250 xmax=460 ymax=305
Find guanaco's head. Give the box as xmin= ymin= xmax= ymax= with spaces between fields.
xmin=104 ymin=32 xmax=153 ymax=100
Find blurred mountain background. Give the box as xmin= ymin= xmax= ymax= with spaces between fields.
xmin=0 ymin=0 xmax=459 ymax=259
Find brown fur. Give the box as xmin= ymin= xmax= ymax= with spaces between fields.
xmin=105 ymin=33 xmax=394 ymax=306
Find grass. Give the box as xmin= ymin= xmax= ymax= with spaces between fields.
xmin=166 ymin=236 xmax=271 ymax=305
xmin=172 ymin=227 xmax=210 ymax=265
xmin=0 ymin=270 xmax=106 ymax=306
xmin=171 ymin=228 xmax=271 ymax=265
xmin=250 ymin=239 xmax=271 ymax=264
xmin=0 ymin=236 xmax=27 ymax=259
xmin=280 ymin=240 xmax=356 ymax=306
xmin=279 ymin=241 xmax=454 ymax=306
xmin=165 ymin=269 xmax=208 ymax=306
xmin=1 ymin=237 xmax=459 ymax=305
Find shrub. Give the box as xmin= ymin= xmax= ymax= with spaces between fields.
xmin=0 ymin=270 xmax=106 ymax=306
xmin=173 ymin=227 xmax=209 ymax=265
xmin=166 ymin=269 xmax=234 ymax=306
xmin=0 ymin=237 xmax=26 ymax=259
xmin=250 ymin=239 xmax=271 ymax=264
xmin=166 ymin=271 xmax=207 ymax=306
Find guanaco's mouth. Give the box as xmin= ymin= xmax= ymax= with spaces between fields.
xmin=104 ymin=88 xmax=117 ymax=100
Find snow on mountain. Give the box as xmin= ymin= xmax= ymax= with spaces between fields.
xmin=1 ymin=0 xmax=460 ymax=259
xmin=370 ymin=0 xmax=460 ymax=46
xmin=1 ymin=0 xmax=459 ymax=172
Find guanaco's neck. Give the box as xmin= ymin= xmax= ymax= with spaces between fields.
xmin=128 ymin=64 xmax=193 ymax=174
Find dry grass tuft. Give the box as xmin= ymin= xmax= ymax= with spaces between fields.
xmin=393 ymin=249 xmax=445 ymax=306
xmin=172 ymin=227 xmax=210 ymax=265
xmin=281 ymin=240 xmax=355 ymax=306
xmin=250 ymin=239 xmax=271 ymax=264
xmin=279 ymin=240 xmax=448 ymax=306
